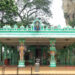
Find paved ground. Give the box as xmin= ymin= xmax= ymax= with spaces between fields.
xmin=0 ymin=66 xmax=75 ymax=75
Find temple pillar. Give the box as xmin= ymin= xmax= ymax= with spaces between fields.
xmin=11 ymin=50 xmax=14 ymax=65
xmin=4 ymin=45 xmax=7 ymax=60
xmin=18 ymin=39 xmax=26 ymax=67
xmin=0 ymin=42 xmax=2 ymax=65
xmin=8 ymin=48 xmax=12 ymax=65
xmin=3 ymin=45 xmax=7 ymax=65
xmin=10 ymin=48 xmax=13 ymax=65
xmin=49 ymin=38 xmax=56 ymax=67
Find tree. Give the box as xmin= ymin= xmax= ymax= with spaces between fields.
xmin=15 ymin=0 xmax=52 ymax=26
xmin=0 ymin=0 xmax=18 ymax=26
xmin=0 ymin=0 xmax=52 ymax=26
xmin=69 ymin=19 xmax=75 ymax=28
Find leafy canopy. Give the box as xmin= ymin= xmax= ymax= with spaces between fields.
xmin=69 ymin=19 xmax=75 ymax=28
xmin=0 ymin=0 xmax=52 ymax=26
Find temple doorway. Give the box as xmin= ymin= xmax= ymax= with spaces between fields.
xmin=35 ymin=46 xmax=41 ymax=59
xmin=35 ymin=46 xmax=41 ymax=64
xmin=24 ymin=52 xmax=30 ymax=65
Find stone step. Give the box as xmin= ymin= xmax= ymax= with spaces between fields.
xmin=0 ymin=66 xmax=75 ymax=75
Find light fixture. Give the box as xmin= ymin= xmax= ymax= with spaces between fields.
xmin=2 ymin=46 xmax=4 ymax=53
xmin=7 ymin=50 xmax=9 ymax=54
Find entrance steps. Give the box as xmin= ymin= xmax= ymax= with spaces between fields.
xmin=0 ymin=66 xmax=75 ymax=75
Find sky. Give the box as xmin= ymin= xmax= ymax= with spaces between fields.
xmin=49 ymin=0 xmax=66 ymax=28
xmin=15 ymin=0 xmax=67 ymax=28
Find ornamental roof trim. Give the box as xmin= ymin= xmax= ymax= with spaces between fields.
xmin=0 ymin=18 xmax=74 ymax=32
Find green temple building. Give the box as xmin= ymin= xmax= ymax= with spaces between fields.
xmin=0 ymin=18 xmax=75 ymax=67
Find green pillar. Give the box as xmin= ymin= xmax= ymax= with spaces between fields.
xmin=49 ymin=38 xmax=56 ymax=67
xmin=18 ymin=39 xmax=26 ymax=67
xmin=0 ymin=43 xmax=2 ymax=65
xmin=10 ymin=49 xmax=12 ymax=65
xmin=3 ymin=45 xmax=7 ymax=65
xmin=2 ymin=46 xmax=4 ymax=65
xmin=41 ymin=47 xmax=44 ymax=65
xmin=11 ymin=50 xmax=14 ymax=65
xmin=7 ymin=48 xmax=12 ymax=65
xmin=69 ymin=50 xmax=72 ymax=65
xmin=4 ymin=45 xmax=7 ymax=60
xmin=14 ymin=48 xmax=18 ymax=65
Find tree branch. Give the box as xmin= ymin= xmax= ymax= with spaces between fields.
xmin=0 ymin=11 xmax=4 ymax=23
xmin=16 ymin=12 xmax=24 ymax=23
xmin=20 ymin=2 xmax=29 ymax=14
xmin=27 ymin=8 xmax=36 ymax=14
xmin=28 ymin=11 xmax=37 ymax=17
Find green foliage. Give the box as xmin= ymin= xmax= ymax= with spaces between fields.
xmin=69 ymin=19 xmax=75 ymax=27
xmin=0 ymin=0 xmax=52 ymax=26
xmin=0 ymin=0 xmax=18 ymax=25
xmin=19 ymin=0 xmax=52 ymax=26
xmin=32 ymin=0 xmax=51 ymax=16
xmin=0 ymin=0 xmax=17 ymax=12
xmin=64 ymin=13 xmax=69 ymax=19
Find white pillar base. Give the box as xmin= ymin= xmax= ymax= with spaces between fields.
xmin=49 ymin=61 xmax=56 ymax=67
xmin=18 ymin=60 xmax=25 ymax=67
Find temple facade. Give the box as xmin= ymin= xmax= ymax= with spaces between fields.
xmin=0 ymin=18 xmax=75 ymax=67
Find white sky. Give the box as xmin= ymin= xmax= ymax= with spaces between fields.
xmin=49 ymin=0 xmax=66 ymax=27
xmin=15 ymin=0 xmax=67 ymax=28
